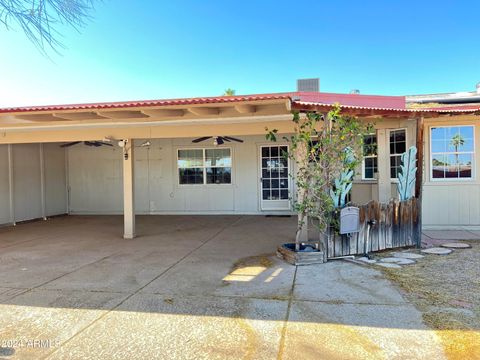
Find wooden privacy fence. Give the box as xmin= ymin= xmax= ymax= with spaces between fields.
xmin=326 ymin=198 xmax=420 ymax=259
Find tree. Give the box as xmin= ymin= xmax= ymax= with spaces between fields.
xmin=450 ymin=133 xmax=465 ymax=164
xmin=0 ymin=0 xmax=96 ymax=53
xmin=266 ymin=105 xmax=370 ymax=251
xmin=223 ymin=88 xmax=236 ymax=96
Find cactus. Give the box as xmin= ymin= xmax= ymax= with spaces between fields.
xmin=330 ymin=147 xmax=356 ymax=208
xmin=397 ymin=146 xmax=417 ymax=201
xmin=330 ymin=169 xmax=354 ymax=208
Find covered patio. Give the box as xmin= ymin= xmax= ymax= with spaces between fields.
xmin=0 ymin=215 xmax=445 ymax=359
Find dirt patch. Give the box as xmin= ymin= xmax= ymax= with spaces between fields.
xmin=380 ymin=241 xmax=480 ymax=359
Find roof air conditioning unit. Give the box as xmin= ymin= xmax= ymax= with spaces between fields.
xmin=297 ymin=78 xmax=320 ymax=92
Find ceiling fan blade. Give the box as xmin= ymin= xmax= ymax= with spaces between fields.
xmin=192 ymin=136 xmax=212 ymax=143
xmin=84 ymin=141 xmax=102 ymax=147
xmin=97 ymin=141 xmax=113 ymax=147
xmin=217 ymin=137 xmax=224 ymax=145
xmin=60 ymin=141 xmax=81 ymax=148
xmin=223 ymin=136 xmax=244 ymax=143
xmin=219 ymin=136 xmax=231 ymax=142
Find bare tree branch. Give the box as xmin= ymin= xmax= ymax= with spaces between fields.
xmin=0 ymin=0 xmax=97 ymax=54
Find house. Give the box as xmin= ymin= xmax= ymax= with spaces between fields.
xmin=0 ymin=83 xmax=478 ymax=240
xmin=407 ymin=83 xmax=480 ymax=229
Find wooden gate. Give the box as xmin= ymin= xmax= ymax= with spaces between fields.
xmin=326 ymin=198 xmax=420 ymax=259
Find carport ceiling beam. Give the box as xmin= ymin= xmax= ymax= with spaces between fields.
xmin=13 ymin=114 xmax=63 ymax=121
xmin=96 ymin=110 xmax=150 ymax=119
xmin=234 ymin=104 xmax=256 ymax=114
xmin=187 ymin=107 xmax=220 ymax=116
xmin=52 ymin=112 xmax=108 ymax=120
xmin=141 ymin=109 xmax=185 ymax=117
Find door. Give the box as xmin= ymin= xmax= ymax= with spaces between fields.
xmin=260 ymin=145 xmax=290 ymax=210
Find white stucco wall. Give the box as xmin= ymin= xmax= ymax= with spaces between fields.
xmin=0 ymin=143 xmax=67 ymax=226
xmin=67 ymin=136 xmax=292 ymax=215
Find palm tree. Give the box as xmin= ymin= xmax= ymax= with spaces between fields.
xmin=450 ymin=133 xmax=465 ymax=165
xmin=223 ymin=88 xmax=236 ymax=96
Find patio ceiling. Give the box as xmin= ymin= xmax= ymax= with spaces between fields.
xmin=0 ymin=95 xmax=292 ymax=129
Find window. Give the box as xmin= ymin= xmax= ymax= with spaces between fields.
xmin=430 ymin=126 xmax=474 ymax=180
xmin=362 ymin=134 xmax=377 ymax=179
xmin=178 ymin=148 xmax=232 ymax=185
xmin=389 ymin=129 xmax=407 ymax=179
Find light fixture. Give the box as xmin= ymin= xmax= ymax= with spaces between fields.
xmin=118 ymin=140 xmax=127 ymax=148
xmin=140 ymin=141 xmax=151 ymax=147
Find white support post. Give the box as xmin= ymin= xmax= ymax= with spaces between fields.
xmin=123 ymin=139 xmax=135 ymax=239
xmin=39 ymin=143 xmax=47 ymax=220
xmin=376 ymin=129 xmax=390 ymax=203
xmin=7 ymin=144 xmax=15 ymax=226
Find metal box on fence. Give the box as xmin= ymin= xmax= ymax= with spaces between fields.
xmin=339 ymin=206 xmax=360 ymax=234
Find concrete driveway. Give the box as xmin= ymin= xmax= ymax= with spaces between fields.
xmin=0 ymin=215 xmax=445 ymax=359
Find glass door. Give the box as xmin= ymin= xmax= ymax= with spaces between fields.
xmin=260 ymin=145 xmax=290 ymax=210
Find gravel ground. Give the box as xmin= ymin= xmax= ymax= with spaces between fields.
xmin=380 ymin=241 xmax=480 ymax=360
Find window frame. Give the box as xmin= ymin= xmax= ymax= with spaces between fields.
xmin=361 ymin=132 xmax=378 ymax=181
xmin=429 ymin=125 xmax=475 ymax=182
xmin=388 ymin=128 xmax=408 ymax=181
xmin=176 ymin=147 xmax=233 ymax=186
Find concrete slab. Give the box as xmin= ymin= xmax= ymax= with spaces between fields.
xmin=294 ymin=261 xmax=407 ymax=305
xmin=423 ymin=230 xmax=480 ymax=240
xmin=46 ymin=293 xmax=287 ymax=360
xmin=281 ymin=301 xmax=446 ymax=360
xmin=0 ymin=289 xmax=128 ymax=359
xmin=440 ymin=242 xmax=472 ymax=249
xmin=141 ymin=216 xmax=296 ymax=299
xmin=380 ymin=257 xmax=416 ymax=265
xmin=0 ymin=216 xmax=453 ymax=359
xmin=391 ymin=252 xmax=425 ymax=259
xmin=421 ymin=247 xmax=453 ymax=255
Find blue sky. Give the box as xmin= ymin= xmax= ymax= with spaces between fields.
xmin=0 ymin=0 xmax=479 ymax=107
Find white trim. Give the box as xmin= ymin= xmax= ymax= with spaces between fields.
xmin=429 ymin=124 xmax=475 ymax=182
xmin=258 ymin=144 xmax=291 ymax=211
xmin=39 ymin=143 xmax=47 ymax=220
xmin=361 ymin=133 xmax=378 ymax=180
xmin=387 ymin=127 xmax=408 ymax=180
xmin=7 ymin=144 xmax=15 ymax=225
xmin=175 ymin=146 xmax=234 ymax=186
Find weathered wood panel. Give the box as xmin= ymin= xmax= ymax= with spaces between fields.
xmin=326 ymin=198 xmax=420 ymax=259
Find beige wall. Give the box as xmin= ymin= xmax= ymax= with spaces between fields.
xmin=422 ymin=117 xmax=480 ymax=229
xmin=67 ymin=136 xmax=293 ymax=215
xmin=350 ymin=117 xmax=416 ymax=204
xmin=0 ymin=143 xmax=67 ymax=225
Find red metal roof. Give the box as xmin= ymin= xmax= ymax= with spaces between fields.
xmin=292 ymin=100 xmax=480 ymax=115
xmin=0 ymin=94 xmax=291 ymax=114
xmin=290 ymin=92 xmax=406 ymax=109
xmin=0 ymin=91 xmax=406 ymax=114
xmin=2 ymin=91 xmax=478 ymax=116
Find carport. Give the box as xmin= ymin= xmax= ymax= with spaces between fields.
xmin=0 ymin=95 xmax=294 ymax=238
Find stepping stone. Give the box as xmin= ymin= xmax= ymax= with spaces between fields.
xmin=357 ymin=256 xmax=377 ymax=264
xmin=392 ymin=252 xmax=425 ymax=259
xmin=421 ymin=247 xmax=453 ymax=255
xmin=380 ymin=257 xmax=416 ymax=265
xmin=441 ymin=242 xmax=472 ymax=249
xmin=376 ymin=262 xmax=402 ymax=269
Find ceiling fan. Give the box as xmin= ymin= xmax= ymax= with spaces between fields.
xmin=192 ymin=136 xmax=244 ymax=146
xmin=60 ymin=141 xmax=113 ymax=148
